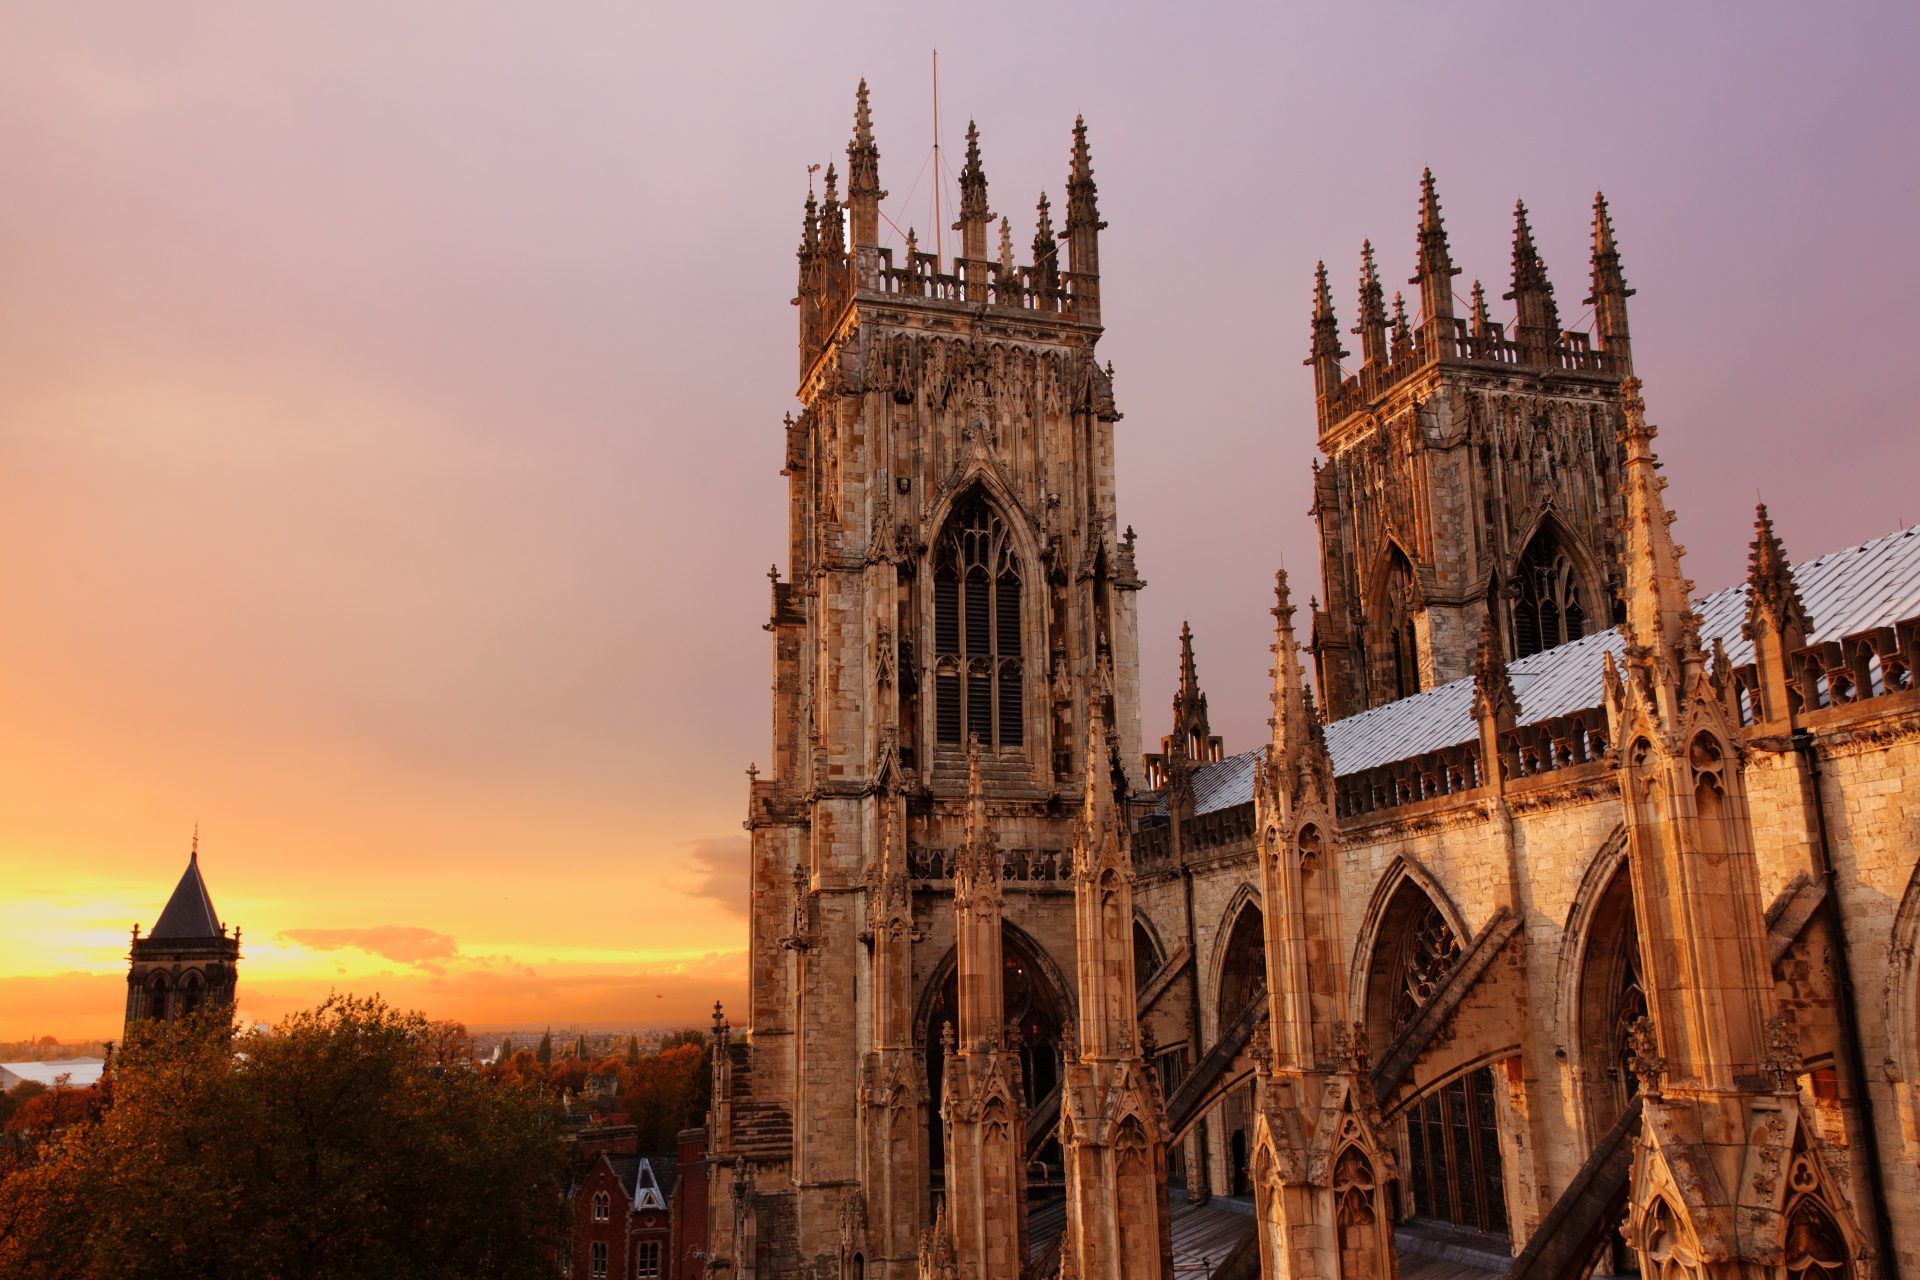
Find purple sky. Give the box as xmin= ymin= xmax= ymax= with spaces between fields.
xmin=3 ymin=3 xmax=1917 ymax=1034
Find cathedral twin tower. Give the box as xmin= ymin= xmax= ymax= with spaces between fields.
xmin=703 ymin=80 xmax=1779 ymax=1280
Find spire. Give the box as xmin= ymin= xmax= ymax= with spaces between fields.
xmin=1505 ymin=199 xmax=1561 ymax=363
xmin=954 ymin=120 xmax=993 ymax=263
xmin=1353 ymin=240 xmax=1389 ymax=367
xmin=846 ymin=78 xmax=885 ymax=247
xmin=1746 ymin=503 xmax=1811 ymax=641
xmin=1390 ymin=291 xmax=1412 ymax=362
xmin=1177 ymin=621 xmax=1201 ymax=706
xmin=1162 ymin=621 xmax=1217 ymax=771
xmin=1617 ymin=377 xmax=1697 ymax=663
xmin=818 ymin=163 xmax=844 ymax=258
xmin=1411 ymin=168 xmax=1459 ymax=333
xmin=797 ymin=185 xmax=820 ymax=263
xmin=1586 ymin=191 xmax=1634 ymax=371
xmin=997 ymin=216 xmax=1014 ymax=274
xmin=1307 ymin=260 xmax=1348 ymax=397
xmin=150 ymin=838 xmax=223 ymax=940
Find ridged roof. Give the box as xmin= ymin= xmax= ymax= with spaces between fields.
xmin=149 ymin=852 xmax=224 ymax=940
xmin=1172 ymin=523 xmax=1920 ymax=817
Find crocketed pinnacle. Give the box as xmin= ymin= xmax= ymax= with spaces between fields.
xmin=1032 ymin=191 xmax=1058 ymax=266
xmin=1471 ymin=611 xmax=1519 ymax=725
xmin=1269 ymin=568 xmax=1313 ymax=758
xmin=1586 ymin=191 xmax=1633 ymax=305
xmin=1470 ymin=279 xmax=1493 ymax=337
xmin=1308 ymin=260 xmax=1348 ymax=367
xmin=1065 ymin=115 xmax=1104 ymax=234
xmin=1354 ymin=240 xmax=1389 ymax=363
xmin=1506 ymin=199 xmax=1561 ymax=338
xmin=1746 ymin=502 xmax=1812 ymax=636
xmin=1412 ymin=167 xmax=1459 ymax=318
xmin=846 ymin=78 xmax=884 ymax=201
xmin=956 ymin=120 xmax=991 ymax=228
xmin=1617 ymin=377 xmax=1696 ymax=662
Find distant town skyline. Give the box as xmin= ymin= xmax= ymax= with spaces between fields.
xmin=5 ymin=1 xmax=1919 ymax=1040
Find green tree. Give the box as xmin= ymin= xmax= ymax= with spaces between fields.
xmin=0 ymin=997 xmax=565 ymax=1280
xmin=618 ymin=1041 xmax=711 ymax=1151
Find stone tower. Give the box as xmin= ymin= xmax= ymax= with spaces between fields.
xmin=124 ymin=834 xmax=240 ymax=1036
xmin=1308 ymin=176 xmax=1636 ymax=719
xmin=713 ymin=82 xmax=1145 ymax=1279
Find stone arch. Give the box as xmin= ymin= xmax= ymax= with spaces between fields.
xmin=1210 ymin=891 xmax=1267 ymax=1036
xmin=1551 ymin=828 xmax=1647 ymax=1147
xmin=145 ymin=969 xmax=173 ymax=1022
xmin=1363 ymin=540 xmax=1423 ymax=701
xmin=928 ymin=484 xmax=1035 ymax=755
xmin=1881 ymin=856 xmax=1920 ymax=1092
xmin=915 ymin=923 xmax=1076 ymax=1187
xmin=1132 ymin=911 xmax=1167 ymax=995
xmin=1349 ymin=856 xmax=1469 ymax=1048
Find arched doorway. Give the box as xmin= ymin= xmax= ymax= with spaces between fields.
xmin=922 ymin=928 xmax=1071 ymax=1189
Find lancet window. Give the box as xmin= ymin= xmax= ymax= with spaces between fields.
xmin=1403 ymin=1066 xmax=1508 ymax=1238
xmin=1511 ymin=528 xmax=1588 ymax=658
xmin=1382 ymin=550 xmax=1420 ymax=699
xmin=933 ymin=492 xmax=1023 ymax=750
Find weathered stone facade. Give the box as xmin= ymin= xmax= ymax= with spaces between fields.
xmin=707 ymin=83 xmax=1920 ymax=1280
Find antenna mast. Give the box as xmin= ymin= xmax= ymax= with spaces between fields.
xmin=931 ymin=48 xmax=942 ymax=272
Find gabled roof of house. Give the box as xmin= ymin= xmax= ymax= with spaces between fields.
xmin=1163 ymin=522 xmax=1920 ymax=818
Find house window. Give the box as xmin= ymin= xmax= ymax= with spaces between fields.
xmin=590 ymin=1240 xmax=608 ymax=1279
xmin=592 ymin=1191 xmax=609 ymax=1222
xmin=933 ymin=490 xmax=1023 ymax=750
xmin=635 ymin=1241 xmax=662 ymax=1279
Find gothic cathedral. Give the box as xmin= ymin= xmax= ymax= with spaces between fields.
xmin=705 ymin=82 xmax=1920 ymax=1280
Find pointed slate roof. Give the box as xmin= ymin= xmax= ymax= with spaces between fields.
xmin=149 ymin=850 xmax=224 ymax=939
xmin=1159 ymin=522 xmax=1920 ymax=818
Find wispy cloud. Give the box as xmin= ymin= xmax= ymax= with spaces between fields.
xmin=680 ymin=836 xmax=750 ymax=918
xmin=280 ymin=925 xmax=461 ymax=972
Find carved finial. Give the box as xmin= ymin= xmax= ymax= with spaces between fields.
xmin=1353 ymin=240 xmax=1388 ymax=365
xmin=954 ymin=120 xmax=991 ymax=235
xmin=846 ymin=79 xmax=885 ymax=246
xmin=1626 ymin=1015 xmax=1665 ymax=1094
xmin=1390 ymin=290 xmax=1412 ymax=358
xmin=1472 ymin=611 xmax=1519 ymax=725
xmin=1032 ymin=192 xmax=1056 ymax=260
xmin=190 ymin=822 xmax=199 ymax=862
xmin=1470 ymin=278 xmax=1493 ymax=338
xmin=997 ymin=216 xmax=1013 ymax=273
xmin=1763 ymin=1011 xmax=1801 ymax=1091
xmin=1746 ymin=502 xmax=1811 ymax=639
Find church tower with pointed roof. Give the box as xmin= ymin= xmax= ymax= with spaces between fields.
xmin=124 ymin=833 xmax=241 ymax=1036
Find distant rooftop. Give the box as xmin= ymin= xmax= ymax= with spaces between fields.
xmin=0 ymin=1058 xmax=105 ymax=1090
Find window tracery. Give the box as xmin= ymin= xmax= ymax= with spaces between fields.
xmin=1511 ymin=528 xmax=1589 ymax=658
xmin=933 ymin=491 xmax=1023 ymax=750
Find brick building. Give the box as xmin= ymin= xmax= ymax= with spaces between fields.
xmin=704 ymin=80 xmax=1919 ymax=1280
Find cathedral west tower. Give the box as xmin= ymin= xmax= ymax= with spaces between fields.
xmin=1308 ymin=176 xmax=1636 ymax=719
xmin=710 ymin=83 xmax=1147 ymax=1279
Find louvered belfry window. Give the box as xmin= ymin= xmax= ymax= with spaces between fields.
xmin=933 ymin=491 xmax=1023 ymax=749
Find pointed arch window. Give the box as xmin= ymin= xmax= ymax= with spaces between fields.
xmin=1511 ymin=528 xmax=1589 ymax=658
xmin=1382 ymin=550 xmax=1420 ymax=699
xmin=933 ymin=491 xmax=1023 ymax=749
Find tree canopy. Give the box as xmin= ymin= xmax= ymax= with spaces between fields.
xmin=0 ymin=996 xmax=566 ymax=1280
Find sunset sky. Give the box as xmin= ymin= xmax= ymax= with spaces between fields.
xmin=3 ymin=3 xmax=1917 ymax=1041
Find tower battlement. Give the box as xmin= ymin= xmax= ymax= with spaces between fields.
xmin=1310 ymin=178 xmax=1634 ymax=440
xmin=795 ymin=82 xmax=1105 ymax=385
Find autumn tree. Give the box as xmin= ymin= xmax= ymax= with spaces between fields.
xmin=0 ymin=997 xmax=565 ymax=1280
